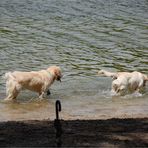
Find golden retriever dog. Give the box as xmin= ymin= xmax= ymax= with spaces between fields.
xmin=4 ymin=66 xmax=62 ymax=101
xmin=98 ymin=70 xmax=148 ymax=95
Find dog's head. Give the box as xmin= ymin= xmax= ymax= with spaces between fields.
xmin=47 ymin=66 xmax=62 ymax=82
xmin=98 ymin=70 xmax=106 ymax=75
xmin=97 ymin=69 xmax=117 ymax=80
xmin=143 ymin=74 xmax=148 ymax=86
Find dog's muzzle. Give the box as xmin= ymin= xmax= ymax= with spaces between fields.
xmin=57 ymin=76 xmax=62 ymax=82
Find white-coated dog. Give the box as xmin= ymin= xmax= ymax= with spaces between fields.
xmin=4 ymin=66 xmax=62 ymax=101
xmin=98 ymin=70 xmax=148 ymax=95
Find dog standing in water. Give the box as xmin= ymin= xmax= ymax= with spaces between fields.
xmin=98 ymin=70 xmax=148 ymax=96
xmin=4 ymin=66 xmax=62 ymax=101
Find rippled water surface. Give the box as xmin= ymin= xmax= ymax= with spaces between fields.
xmin=0 ymin=0 xmax=148 ymax=121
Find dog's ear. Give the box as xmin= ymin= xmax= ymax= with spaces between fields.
xmin=143 ymin=74 xmax=148 ymax=81
xmin=146 ymin=76 xmax=148 ymax=81
xmin=98 ymin=70 xmax=105 ymax=75
xmin=54 ymin=68 xmax=62 ymax=82
xmin=143 ymin=75 xmax=148 ymax=87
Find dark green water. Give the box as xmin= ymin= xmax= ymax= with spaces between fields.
xmin=0 ymin=0 xmax=148 ymax=121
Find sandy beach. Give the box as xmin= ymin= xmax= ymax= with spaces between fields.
xmin=0 ymin=118 xmax=148 ymax=147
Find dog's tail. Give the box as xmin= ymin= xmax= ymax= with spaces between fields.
xmin=3 ymin=72 xmax=15 ymax=80
xmin=98 ymin=70 xmax=118 ymax=79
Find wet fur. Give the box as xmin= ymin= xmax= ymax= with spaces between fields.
xmin=98 ymin=70 xmax=148 ymax=95
xmin=4 ymin=66 xmax=62 ymax=101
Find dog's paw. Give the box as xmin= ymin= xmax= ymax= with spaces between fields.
xmin=3 ymin=98 xmax=16 ymax=103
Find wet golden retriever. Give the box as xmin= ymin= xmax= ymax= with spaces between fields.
xmin=4 ymin=66 xmax=62 ymax=101
xmin=98 ymin=70 xmax=148 ymax=95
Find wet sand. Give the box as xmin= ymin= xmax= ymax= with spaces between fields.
xmin=0 ymin=118 xmax=148 ymax=147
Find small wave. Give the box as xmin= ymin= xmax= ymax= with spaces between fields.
xmin=122 ymin=92 xmax=143 ymax=99
xmin=97 ymin=89 xmax=112 ymax=98
xmin=98 ymin=89 xmax=145 ymax=99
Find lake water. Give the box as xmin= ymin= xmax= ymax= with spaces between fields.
xmin=0 ymin=0 xmax=148 ymax=121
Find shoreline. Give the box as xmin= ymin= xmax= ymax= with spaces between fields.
xmin=0 ymin=117 xmax=148 ymax=147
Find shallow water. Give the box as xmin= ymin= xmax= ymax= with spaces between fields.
xmin=0 ymin=0 xmax=148 ymax=121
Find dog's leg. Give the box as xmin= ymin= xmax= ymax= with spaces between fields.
xmin=39 ymin=84 xmax=51 ymax=99
xmin=39 ymin=91 xmax=46 ymax=100
xmin=118 ymin=87 xmax=126 ymax=96
xmin=5 ymin=88 xmax=19 ymax=101
xmin=4 ymin=80 xmax=19 ymax=101
xmin=39 ymin=89 xmax=51 ymax=100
